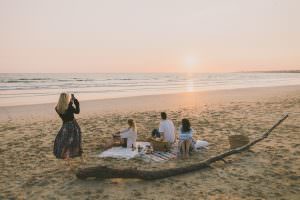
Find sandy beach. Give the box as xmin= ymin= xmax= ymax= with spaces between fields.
xmin=1 ymin=85 xmax=300 ymax=199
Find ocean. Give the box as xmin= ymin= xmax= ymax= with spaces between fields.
xmin=0 ymin=73 xmax=300 ymax=106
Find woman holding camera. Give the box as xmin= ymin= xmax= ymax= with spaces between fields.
xmin=53 ymin=93 xmax=83 ymax=166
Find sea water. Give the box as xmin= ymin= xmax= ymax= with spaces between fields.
xmin=0 ymin=73 xmax=300 ymax=106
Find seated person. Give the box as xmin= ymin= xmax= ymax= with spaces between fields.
xmin=113 ymin=119 xmax=137 ymax=149
xmin=152 ymin=112 xmax=176 ymax=144
xmin=178 ymin=118 xmax=194 ymax=158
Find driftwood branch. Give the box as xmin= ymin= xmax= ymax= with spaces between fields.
xmin=76 ymin=114 xmax=288 ymax=180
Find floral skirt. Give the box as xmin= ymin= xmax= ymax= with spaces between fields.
xmin=53 ymin=120 xmax=83 ymax=159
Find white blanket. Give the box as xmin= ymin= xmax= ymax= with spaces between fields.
xmin=98 ymin=142 xmax=150 ymax=159
xmin=98 ymin=140 xmax=209 ymax=160
xmin=194 ymin=140 xmax=209 ymax=150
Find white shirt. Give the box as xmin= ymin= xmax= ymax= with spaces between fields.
xmin=159 ymin=119 xmax=175 ymax=143
xmin=120 ymin=128 xmax=137 ymax=148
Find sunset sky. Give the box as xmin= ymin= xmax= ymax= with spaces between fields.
xmin=0 ymin=0 xmax=299 ymax=73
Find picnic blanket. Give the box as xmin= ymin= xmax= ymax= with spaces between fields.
xmin=98 ymin=140 xmax=209 ymax=162
xmin=98 ymin=142 xmax=150 ymax=160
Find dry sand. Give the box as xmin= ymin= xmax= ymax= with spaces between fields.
xmin=0 ymin=85 xmax=300 ymax=199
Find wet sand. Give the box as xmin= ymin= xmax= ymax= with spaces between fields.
xmin=0 ymin=85 xmax=300 ymax=199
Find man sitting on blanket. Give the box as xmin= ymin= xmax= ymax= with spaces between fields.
xmin=152 ymin=112 xmax=176 ymax=144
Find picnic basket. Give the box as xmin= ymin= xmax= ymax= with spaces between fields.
xmin=148 ymin=137 xmax=171 ymax=152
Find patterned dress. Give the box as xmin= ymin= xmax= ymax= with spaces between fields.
xmin=53 ymin=99 xmax=83 ymax=159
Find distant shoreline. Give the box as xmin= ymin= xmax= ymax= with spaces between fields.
xmin=1 ymin=70 xmax=300 ymax=74
xmin=1 ymin=72 xmax=300 ymax=107
xmin=1 ymin=84 xmax=299 ymax=122
xmin=1 ymin=83 xmax=300 ymax=108
xmin=240 ymin=70 xmax=300 ymax=73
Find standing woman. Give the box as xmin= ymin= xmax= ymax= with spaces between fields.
xmin=53 ymin=93 xmax=83 ymax=166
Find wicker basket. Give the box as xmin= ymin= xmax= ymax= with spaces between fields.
xmin=228 ymin=135 xmax=249 ymax=149
xmin=148 ymin=137 xmax=171 ymax=152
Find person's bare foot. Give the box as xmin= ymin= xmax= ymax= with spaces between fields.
xmin=65 ymin=157 xmax=70 ymax=165
xmin=80 ymin=156 xmax=85 ymax=164
xmin=69 ymin=165 xmax=76 ymax=172
xmin=65 ymin=157 xmax=74 ymax=170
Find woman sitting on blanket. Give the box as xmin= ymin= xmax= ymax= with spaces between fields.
xmin=113 ymin=119 xmax=137 ymax=149
xmin=179 ymin=118 xmax=195 ymax=158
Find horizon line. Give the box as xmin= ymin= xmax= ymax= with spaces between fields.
xmin=1 ymin=69 xmax=300 ymax=74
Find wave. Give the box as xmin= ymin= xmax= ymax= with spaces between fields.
xmin=1 ymin=72 xmax=300 ymax=106
xmin=0 ymin=78 xmax=53 ymax=82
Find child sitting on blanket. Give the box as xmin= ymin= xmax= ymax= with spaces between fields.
xmin=113 ymin=119 xmax=137 ymax=149
xmin=178 ymin=118 xmax=195 ymax=158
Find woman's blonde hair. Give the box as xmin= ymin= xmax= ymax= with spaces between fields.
xmin=128 ymin=119 xmax=137 ymax=132
xmin=56 ymin=93 xmax=70 ymax=114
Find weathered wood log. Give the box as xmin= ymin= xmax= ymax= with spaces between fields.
xmin=76 ymin=114 xmax=288 ymax=180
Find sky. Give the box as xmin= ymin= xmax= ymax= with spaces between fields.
xmin=0 ymin=0 xmax=299 ymax=73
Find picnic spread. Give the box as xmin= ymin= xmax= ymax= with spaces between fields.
xmin=98 ymin=140 xmax=209 ymax=162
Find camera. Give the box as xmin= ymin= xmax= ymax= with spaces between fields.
xmin=71 ymin=94 xmax=75 ymax=101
